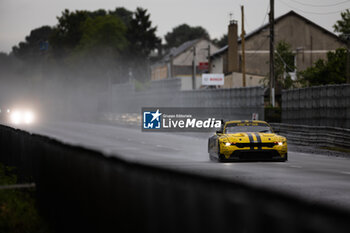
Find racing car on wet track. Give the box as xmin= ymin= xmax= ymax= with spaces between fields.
xmin=208 ymin=120 xmax=287 ymax=162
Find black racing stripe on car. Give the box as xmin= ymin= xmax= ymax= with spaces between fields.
xmin=246 ymin=133 xmax=254 ymax=150
xmin=254 ymin=133 xmax=262 ymax=149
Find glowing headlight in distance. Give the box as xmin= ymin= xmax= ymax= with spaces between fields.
xmin=225 ymin=142 xmax=231 ymax=146
xmin=24 ymin=111 xmax=34 ymax=124
xmin=10 ymin=110 xmax=22 ymax=124
xmin=7 ymin=109 xmax=10 ymax=113
xmin=278 ymin=142 xmax=283 ymax=146
xmin=9 ymin=110 xmax=35 ymax=125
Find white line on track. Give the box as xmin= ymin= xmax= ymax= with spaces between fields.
xmin=289 ymin=165 xmax=303 ymax=168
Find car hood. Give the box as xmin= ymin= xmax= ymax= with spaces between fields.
xmin=220 ymin=132 xmax=286 ymax=143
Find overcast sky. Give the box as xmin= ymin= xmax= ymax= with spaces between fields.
xmin=0 ymin=0 xmax=349 ymax=53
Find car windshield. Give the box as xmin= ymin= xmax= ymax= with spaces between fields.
xmin=225 ymin=125 xmax=272 ymax=133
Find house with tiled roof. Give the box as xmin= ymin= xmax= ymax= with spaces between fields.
xmin=210 ymin=10 xmax=346 ymax=88
xmin=151 ymin=38 xmax=219 ymax=89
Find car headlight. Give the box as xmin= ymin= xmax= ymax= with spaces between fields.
xmin=10 ymin=110 xmax=35 ymax=125
xmin=225 ymin=142 xmax=231 ymax=146
xmin=10 ymin=110 xmax=22 ymax=124
xmin=24 ymin=111 xmax=34 ymax=124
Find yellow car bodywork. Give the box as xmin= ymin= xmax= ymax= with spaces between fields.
xmin=208 ymin=120 xmax=287 ymax=162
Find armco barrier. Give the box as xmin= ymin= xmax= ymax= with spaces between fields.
xmin=1 ymin=124 xmax=350 ymax=233
xmin=270 ymin=123 xmax=350 ymax=148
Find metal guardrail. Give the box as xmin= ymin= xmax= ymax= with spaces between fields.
xmin=1 ymin=124 xmax=350 ymax=233
xmin=270 ymin=123 xmax=350 ymax=148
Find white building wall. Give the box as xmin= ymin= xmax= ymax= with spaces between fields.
xmin=223 ymin=72 xmax=265 ymax=88
xmin=210 ymin=56 xmax=223 ymax=73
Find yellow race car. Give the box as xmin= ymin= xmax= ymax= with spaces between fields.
xmin=208 ymin=120 xmax=287 ymax=162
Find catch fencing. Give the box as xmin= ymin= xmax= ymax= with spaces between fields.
xmin=108 ymin=79 xmax=265 ymax=120
xmin=282 ymin=84 xmax=350 ymax=128
xmin=1 ymin=125 xmax=350 ymax=233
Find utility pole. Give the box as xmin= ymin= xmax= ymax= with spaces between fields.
xmin=208 ymin=44 xmax=211 ymax=72
xmin=346 ymin=35 xmax=350 ymax=84
xmin=192 ymin=46 xmax=196 ymax=89
xmin=269 ymin=0 xmax=275 ymax=107
xmin=241 ymin=5 xmax=246 ymax=87
xmin=207 ymin=44 xmax=211 ymax=58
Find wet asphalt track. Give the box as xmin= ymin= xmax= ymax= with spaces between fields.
xmin=21 ymin=121 xmax=350 ymax=210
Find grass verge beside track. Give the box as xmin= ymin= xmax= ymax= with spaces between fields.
xmin=0 ymin=163 xmax=50 ymax=233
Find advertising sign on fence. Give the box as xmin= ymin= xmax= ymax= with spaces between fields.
xmin=202 ymin=73 xmax=224 ymax=86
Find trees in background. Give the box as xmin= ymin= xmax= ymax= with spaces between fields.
xmin=299 ymin=48 xmax=347 ymax=86
xmin=12 ymin=26 xmax=53 ymax=61
xmin=261 ymin=41 xmax=295 ymax=90
xmin=274 ymin=41 xmax=295 ymax=89
xmin=10 ymin=7 xmax=161 ymax=84
xmin=334 ymin=9 xmax=350 ymax=40
xmin=297 ymin=10 xmax=349 ymax=87
xmin=49 ymin=9 xmax=90 ymax=58
xmin=127 ymin=8 xmax=160 ymax=58
xmin=126 ymin=8 xmax=161 ymax=80
xmin=75 ymin=15 xmax=127 ymax=55
xmin=164 ymin=24 xmax=209 ymax=49
xmin=212 ymin=34 xmax=227 ymax=48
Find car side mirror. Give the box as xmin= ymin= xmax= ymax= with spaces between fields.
xmin=216 ymin=130 xmax=223 ymax=134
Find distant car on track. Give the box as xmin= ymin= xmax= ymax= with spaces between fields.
xmin=208 ymin=120 xmax=287 ymax=162
xmin=0 ymin=106 xmax=36 ymax=126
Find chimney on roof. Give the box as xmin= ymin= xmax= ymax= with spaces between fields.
xmin=228 ymin=20 xmax=239 ymax=73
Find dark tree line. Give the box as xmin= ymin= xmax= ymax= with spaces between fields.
xmin=7 ymin=7 xmax=218 ymax=87
xmin=8 ymin=7 xmax=161 ymax=86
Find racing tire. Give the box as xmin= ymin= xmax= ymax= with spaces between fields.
xmin=218 ymin=154 xmax=226 ymax=162
xmin=208 ymin=139 xmax=210 ymax=153
xmin=217 ymin=145 xmax=226 ymax=162
xmin=209 ymin=154 xmax=216 ymax=161
xmin=277 ymin=153 xmax=288 ymax=162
